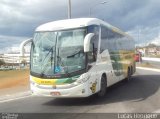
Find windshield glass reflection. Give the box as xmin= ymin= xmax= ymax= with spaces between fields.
xmin=31 ymin=29 xmax=86 ymax=77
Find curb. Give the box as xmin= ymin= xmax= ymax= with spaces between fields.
xmin=136 ymin=67 xmax=160 ymax=72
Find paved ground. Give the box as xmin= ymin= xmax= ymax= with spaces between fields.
xmin=0 ymin=68 xmax=160 ymax=114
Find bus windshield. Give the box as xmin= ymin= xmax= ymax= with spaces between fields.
xmin=31 ymin=28 xmax=86 ymax=77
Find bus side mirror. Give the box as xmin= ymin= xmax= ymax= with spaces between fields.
xmin=20 ymin=38 xmax=33 ymax=57
xmin=84 ymin=33 xmax=95 ymax=52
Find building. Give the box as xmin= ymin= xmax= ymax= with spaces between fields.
xmin=0 ymin=52 xmax=30 ymax=65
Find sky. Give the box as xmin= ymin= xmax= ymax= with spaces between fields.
xmin=0 ymin=0 xmax=160 ymax=53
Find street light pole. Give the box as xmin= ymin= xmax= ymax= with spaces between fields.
xmin=68 ymin=0 xmax=71 ymax=19
xmin=89 ymin=1 xmax=107 ymax=17
xmin=138 ymin=28 xmax=142 ymax=63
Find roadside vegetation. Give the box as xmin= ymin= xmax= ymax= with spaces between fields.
xmin=0 ymin=69 xmax=29 ymax=89
xmin=0 ymin=59 xmax=5 ymax=66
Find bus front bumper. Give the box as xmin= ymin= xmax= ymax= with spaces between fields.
xmin=30 ymin=82 xmax=90 ymax=98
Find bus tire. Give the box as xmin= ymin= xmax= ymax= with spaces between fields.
xmin=126 ymin=67 xmax=131 ymax=82
xmin=97 ymin=75 xmax=107 ymax=97
xmin=130 ymin=66 xmax=132 ymax=75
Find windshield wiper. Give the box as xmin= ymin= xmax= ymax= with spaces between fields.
xmin=40 ymin=46 xmax=55 ymax=76
xmin=67 ymin=49 xmax=83 ymax=58
xmin=56 ymin=48 xmax=70 ymax=77
xmin=40 ymin=32 xmax=58 ymax=76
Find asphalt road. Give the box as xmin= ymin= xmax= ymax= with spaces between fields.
xmin=0 ymin=68 xmax=160 ymax=115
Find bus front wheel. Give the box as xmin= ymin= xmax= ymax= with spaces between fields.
xmin=97 ymin=75 xmax=107 ymax=97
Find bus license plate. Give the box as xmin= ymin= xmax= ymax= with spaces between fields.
xmin=50 ymin=92 xmax=61 ymax=96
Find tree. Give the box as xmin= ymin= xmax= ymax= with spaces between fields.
xmin=21 ymin=59 xmax=27 ymax=66
xmin=0 ymin=59 xmax=5 ymax=66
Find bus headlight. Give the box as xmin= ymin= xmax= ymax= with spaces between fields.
xmin=76 ymin=75 xmax=90 ymax=84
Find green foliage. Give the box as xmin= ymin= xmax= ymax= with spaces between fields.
xmin=21 ymin=60 xmax=27 ymax=65
xmin=0 ymin=59 xmax=5 ymax=66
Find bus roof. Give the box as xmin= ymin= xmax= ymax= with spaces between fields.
xmin=36 ymin=18 xmax=100 ymax=31
xmin=35 ymin=18 xmax=128 ymax=36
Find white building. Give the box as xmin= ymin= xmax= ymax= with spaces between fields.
xmin=0 ymin=52 xmax=30 ymax=64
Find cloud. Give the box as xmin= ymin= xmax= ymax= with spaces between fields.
xmin=0 ymin=35 xmax=29 ymax=53
xmin=1 ymin=0 xmax=160 ymax=35
xmin=1 ymin=0 xmax=160 ymax=53
xmin=127 ymin=25 xmax=160 ymax=46
xmin=150 ymin=37 xmax=160 ymax=46
xmin=1 ymin=45 xmax=31 ymax=54
xmin=0 ymin=0 xmax=68 ymax=37
xmin=95 ymin=0 xmax=160 ymax=31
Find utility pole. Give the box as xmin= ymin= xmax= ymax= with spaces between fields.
xmin=68 ymin=0 xmax=71 ymax=19
xmin=138 ymin=28 xmax=142 ymax=63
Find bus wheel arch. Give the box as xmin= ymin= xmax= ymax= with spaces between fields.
xmin=97 ymin=73 xmax=107 ymax=97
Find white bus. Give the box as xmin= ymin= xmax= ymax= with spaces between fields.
xmin=29 ymin=18 xmax=135 ymax=97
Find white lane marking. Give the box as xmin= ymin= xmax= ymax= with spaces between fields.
xmin=0 ymin=91 xmax=32 ymax=103
xmin=136 ymin=67 xmax=160 ymax=72
xmin=0 ymin=95 xmax=32 ymax=103
xmin=142 ymin=57 xmax=160 ymax=62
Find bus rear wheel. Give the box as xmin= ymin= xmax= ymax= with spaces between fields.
xmin=126 ymin=67 xmax=131 ymax=82
xmin=97 ymin=76 xmax=107 ymax=97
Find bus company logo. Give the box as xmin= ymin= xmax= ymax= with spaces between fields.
xmin=101 ymin=56 xmax=108 ymax=61
xmin=40 ymin=80 xmax=52 ymax=85
xmin=90 ymin=81 xmax=97 ymax=93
